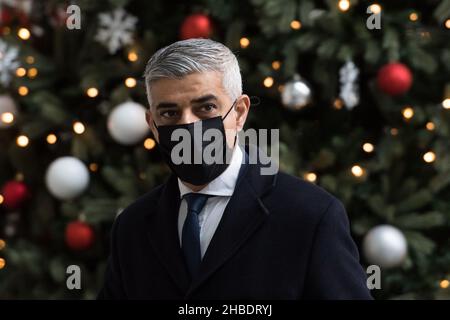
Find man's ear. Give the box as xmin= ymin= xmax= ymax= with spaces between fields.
xmin=146 ymin=109 xmax=159 ymax=142
xmin=235 ymin=94 xmax=250 ymax=131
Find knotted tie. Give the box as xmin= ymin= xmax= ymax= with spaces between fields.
xmin=182 ymin=193 xmax=212 ymax=278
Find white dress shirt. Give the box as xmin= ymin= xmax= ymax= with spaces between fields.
xmin=177 ymin=144 xmax=243 ymax=259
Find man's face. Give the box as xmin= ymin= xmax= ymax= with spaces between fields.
xmin=145 ymin=71 xmax=250 ymax=148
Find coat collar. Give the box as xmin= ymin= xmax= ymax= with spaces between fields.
xmin=145 ymin=145 xmax=277 ymax=297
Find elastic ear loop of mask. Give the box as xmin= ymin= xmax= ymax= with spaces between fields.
xmin=222 ymin=99 xmax=239 ymax=148
xmin=222 ymin=99 xmax=238 ymax=121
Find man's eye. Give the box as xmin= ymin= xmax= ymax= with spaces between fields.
xmin=160 ymin=110 xmax=178 ymax=118
xmin=201 ymin=104 xmax=217 ymax=112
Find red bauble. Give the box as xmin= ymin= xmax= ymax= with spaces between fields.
xmin=0 ymin=8 xmax=13 ymax=26
xmin=377 ymin=62 xmax=413 ymax=96
xmin=1 ymin=180 xmax=30 ymax=210
xmin=180 ymin=13 xmax=213 ymax=40
xmin=65 ymin=221 xmax=95 ymax=251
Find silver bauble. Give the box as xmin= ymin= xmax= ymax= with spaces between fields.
xmin=281 ymin=74 xmax=312 ymax=110
xmin=363 ymin=225 xmax=407 ymax=269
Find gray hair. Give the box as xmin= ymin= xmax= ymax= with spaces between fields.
xmin=144 ymin=38 xmax=242 ymax=106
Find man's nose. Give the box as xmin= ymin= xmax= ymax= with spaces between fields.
xmin=179 ymin=109 xmax=200 ymax=125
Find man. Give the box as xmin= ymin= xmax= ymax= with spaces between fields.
xmin=98 ymin=38 xmax=372 ymax=299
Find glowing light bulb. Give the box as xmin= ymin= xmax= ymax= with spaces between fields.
xmin=144 ymin=138 xmax=156 ymax=150
xmin=18 ymin=86 xmax=29 ymax=96
xmin=290 ymin=20 xmax=302 ymax=30
xmin=240 ymin=37 xmax=250 ymax=49
xmin=1 ymin=112 xmax=14 ymax=124
xmin=304 ymin=172 xmax=317 ymax=182
xmin=402 ymin=107 xmax=414 ymax=120
xmin=263 ymin=77 xmax=274 ymax=88
xmin=16 ymin=135 xmax=29 ymax=147
xmin=125 ymin=77 xmax=137 ymax=88
xmin=363 ymin=143 xmax=374 ymax=153
xmin=425 ymin=122 xmax=435 ymax=131
xmin=369 ymin=4 xmax=382 ymax=14
xmin=423 ymin=151 xmax=436 ymax=163
xmin=351 ymin=165 xmax=364 ymax=177
xmin=338 ymin=0 xmax=350 ymax=12
xmin=46 ymin=134 xmax=57 ymax=144
xmin=128 ymin=51 xmax=138 ymax=62
xmin=272 ymin=61 xmax=281 ymax=70
xmin=86 ymin=87 xmax=98 ymax=98
xmin=73 ymin=121 xmax=85 ymax=134
xmin=17 ymin=27 xmax=31 ymax=40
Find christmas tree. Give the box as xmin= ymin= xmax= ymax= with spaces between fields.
xmin=1 ymin=0 xmax=450 ymax=299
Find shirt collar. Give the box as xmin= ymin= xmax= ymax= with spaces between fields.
xmin=178 ymin=144 xmax=243 ymax=198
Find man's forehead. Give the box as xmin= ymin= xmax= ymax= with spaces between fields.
xmin=150 ymin=72 xmax=227 ymax=105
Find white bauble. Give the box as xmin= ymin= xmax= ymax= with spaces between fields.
xmin=281 ymin=74 xmax=312 ymax=110
xmin=107 ymin=101 xmax=150 ymax=145
xmin=45 ymin=157 xmax=90 ymax=200
xmin=0 ymin=94 xmax=18 ymax=129
xmin=363 ymin=225 xmax=407 ymax=269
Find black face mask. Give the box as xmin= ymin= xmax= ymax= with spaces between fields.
xmin=153 ymin=100 xmax=237 ymax=186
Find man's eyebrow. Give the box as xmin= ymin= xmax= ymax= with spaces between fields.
xmin=154 ymin=94 xmax=218 ymax=109
xmin=190 ymin=94 xmax=218 ymax=104
xmin=155 ymin=102 xmax=179 ymax=110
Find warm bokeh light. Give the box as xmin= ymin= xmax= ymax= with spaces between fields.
xmin=17 ymin=27 xmax=31 ymax=40
xmin=240 ymin=37 xmax=250 ymax=48
xmin=1 ymin=112 xmax=14 ymax=124
xmin=333 ymin=98 xmax=343 ymax=110
xmin=86 ymin=87 xmax=99 ymax=98
xmin=128 ymin=51 xmax=138 ymax=62
xmin=445 ymin=19 xmax=450 ymax=29
xmin=426 ymin=122 xmax=435 ymax=131
xmin=351 ymin=165 xmax=364 ymax=177
xmin=16 ymin=135 xmax=29 ymax=147
xmin=304 ymin=172 xmax=317 ymax=183
xmin=390 ymin=128 xmax=399 ymax=136
xmin=0 ymin=194 xmax=3 ymax=204
xmin=363 ymin=143 xmax=375 ymax=153
xmin=423 ymin=151 xmax=436 ymax=163
xmin=89 ymin=163 xmax=99 ymax=172
xmin=272 ymin=61 xmax=281 ymax=70
xmin=144 ymin=138 xmax=156 ymax=150
xmin=125 ymin=77 xmax=137 ymax=88
xmin=18 ymin=86 xmax=29 ymax=96
xmin=28 ymin=67 xmax=38 ymax=78
xmin=73 ymin=121 xmax=85 ymax=134
xmin=443 ymin=98 xmax=450 ymax=109
xmin=440 ymin=280 xmax=450 ymax=289
xmin=46 ymin=134 xmax=57 ymax=144
xmin=290 ymin=20 xmax=302 ymax=30
xmin=0 ymin=239 xmax=5 ymax=250
xmin=409 ymin=12 xmax=418 ymax=21
xmin=338 ymin=0 xmax=350 ymax=12
xmin=402 ymin=107 xmax=414 ymax=120
xmin=16 ymin=67 xmax=26 ymax=77
xmin=0 ymin=258 xmax=5 ymax=269
xmin=26 ymin=55 xmax=35 ymax=64
xmin=263 ymin=77 xmax=274 ymax=88
xmin=369 ymin=4 xmax=382 ymax=14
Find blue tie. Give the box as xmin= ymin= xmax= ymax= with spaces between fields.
xmin=182 ymin=193 xmax=211 ymax=279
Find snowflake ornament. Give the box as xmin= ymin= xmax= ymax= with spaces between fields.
xmin=339 ymin=60 xmax=360 ymax=110
xmin=95 ymin=8 xmax=137 ymax=54
xmin=0 ymin=40 xmax=20 ymax=86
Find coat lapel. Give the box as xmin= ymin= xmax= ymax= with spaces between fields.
xmin=186 ymin=157 xmax=277 ymax=297
xmin=145 ymin=174 xmax=191 ymax=295
xmin=145 ymin=145 xmax=278 ymax=298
